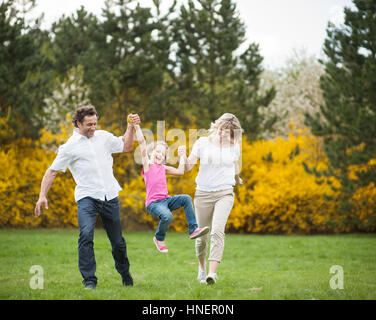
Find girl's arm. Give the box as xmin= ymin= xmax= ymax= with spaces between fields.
xmin=165 ymin=146 xmax=186 ymax=176
xmin=134 ymin=124 xmax=150 ymax=172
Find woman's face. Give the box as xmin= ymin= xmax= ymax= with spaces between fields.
xmin=218 ymin=127 xmax=233 ymax=143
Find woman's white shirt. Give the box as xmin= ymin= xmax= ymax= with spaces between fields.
xmin=190 ymin=137 xmax=240 ymax=192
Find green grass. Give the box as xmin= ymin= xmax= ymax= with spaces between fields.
xmin=0 ymin=229 xmax=375 ymax=300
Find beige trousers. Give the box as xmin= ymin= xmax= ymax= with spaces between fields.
xmin=194 ymin=189 xmax=234 ymax=263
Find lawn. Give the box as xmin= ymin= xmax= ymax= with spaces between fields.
xmin=0 ymin=229 xmax=375 ymax=300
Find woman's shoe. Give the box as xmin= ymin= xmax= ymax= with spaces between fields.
xmin=206 ymin=273 xmax=218 ymax=285
xmin=197 ymin=268 xmax=207 ymax=284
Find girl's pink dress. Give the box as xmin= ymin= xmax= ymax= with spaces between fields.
xmin=142 ymin=163 xmax=169 ymax=208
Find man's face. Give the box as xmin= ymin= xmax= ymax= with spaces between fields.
xmin=77 ymin=115 xmax=97 ymax=138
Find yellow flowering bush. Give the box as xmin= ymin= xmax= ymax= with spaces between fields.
xmin=228 ymin=131 xmax=336 ymax=234
xmin=0 ymin=126 xmax=77 ymax=228
xmin=1 ymin=124 xmax=375 ymax=233
xmin=228 ymin=129 xmax=375 ymax=234
xmin=347 ymin=158 xmax=376 ymax=232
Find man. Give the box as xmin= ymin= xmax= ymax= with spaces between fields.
xmin=34 ymin=105 xmax=140 ymax=289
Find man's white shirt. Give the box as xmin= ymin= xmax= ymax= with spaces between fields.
xmin=50 ymin=129 xmax=124 ymax=202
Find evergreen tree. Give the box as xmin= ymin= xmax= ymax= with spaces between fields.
xmin=51 ymin=7 xmax=104 ymax=108
xmin=0 ymin=0 xmax=53 ymax=142
xmin=232 ymin=42 xmax=276 ymax=141
xmin=51 ymin=1 xmax=180 ymax=128
xmin=173 ymin=0 xmax=275 ymax=139
xmin=100 ymin=0 xmax=179 ymax=127
xmin=304 ymin=0 xmax=376 ymax=219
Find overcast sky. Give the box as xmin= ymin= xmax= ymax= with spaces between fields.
xmin=27 ymin=0 xmax=355 ymax=69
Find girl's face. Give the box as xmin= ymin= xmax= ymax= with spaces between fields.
xmin=150 ymin=144 xmax=167 ymax=164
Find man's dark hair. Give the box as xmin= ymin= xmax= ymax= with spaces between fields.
xmin=72 ymin=105 xmax=98 ymax=128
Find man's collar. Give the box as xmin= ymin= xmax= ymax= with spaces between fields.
xmin=72 ymin=128 xmax=88 ymax=141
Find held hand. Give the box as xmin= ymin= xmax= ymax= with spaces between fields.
xmin=126 ymin=114 xmax=134 ymax=125
xmin=127 ymin=113 xmax=140 ymax=125
xmin=133 ymin=114 xmax=141 ymax=125
xmin=35 ymin=196 xmax=48 ymax=218
xmin=178 ymin=145 xmax=187 ymax=157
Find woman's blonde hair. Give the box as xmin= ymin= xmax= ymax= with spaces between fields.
xmin=146 ymin=140 xmax=169 ymax=163
xmin=208 ymin=113 xmax=243 ymax=143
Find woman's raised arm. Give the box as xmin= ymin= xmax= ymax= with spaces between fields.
xmin=185 ymin=153 xmax=198 ymax=172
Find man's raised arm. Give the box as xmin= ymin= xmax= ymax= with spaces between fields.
xmin=122 ymin=114 xmax=141 ymax=152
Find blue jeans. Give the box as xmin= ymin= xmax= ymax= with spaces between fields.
xmin=147 ymin=194 xmax=198 ymax=241
xmin=77 ymin=196 xmax=130 ymax=286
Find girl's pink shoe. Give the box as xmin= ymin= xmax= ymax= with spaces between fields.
xmin=153 ymin=236 xmax=168 ymax=253
xmin=189 ymin=226 xmax=210 ymax=239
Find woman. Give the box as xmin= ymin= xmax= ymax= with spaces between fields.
xmin=184 ymin=113 xmax=243 ymax=285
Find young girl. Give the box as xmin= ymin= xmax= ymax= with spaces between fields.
xmin=134 ymin=124 xmax=209 ymax=253
xmin=183 ymin=113 xmax=243 ymax=284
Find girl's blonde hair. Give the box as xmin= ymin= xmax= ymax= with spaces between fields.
xmin=146 ymin=140 xmax=169 ymax=163
xmin=208 ymin=113 xmax=243 ymax=143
